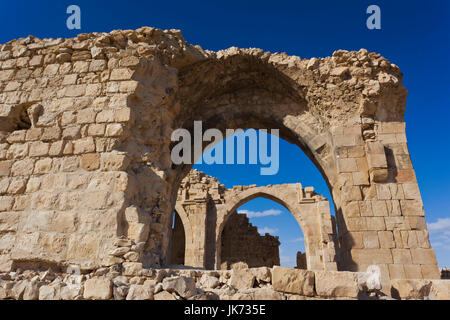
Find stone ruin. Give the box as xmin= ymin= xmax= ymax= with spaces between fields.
xmin=220 ymin=212 xmax=280 ymax=269
xmin=172 ymin=169 xmax=337 ymax=272
xmin=0 ymin=26 xmax=448 ymax=300
xmin=169 ymin=171 xmax=282 ymax=270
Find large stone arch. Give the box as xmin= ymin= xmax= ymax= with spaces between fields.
xmin=0 ymin=27 xmax=439 ymax=283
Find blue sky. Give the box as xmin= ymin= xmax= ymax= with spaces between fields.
xmin=1 ymin=1 xmax=449 ymax=267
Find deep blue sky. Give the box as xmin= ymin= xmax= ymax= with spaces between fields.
xmin=1 ymin=1 xmax=449 ymax=267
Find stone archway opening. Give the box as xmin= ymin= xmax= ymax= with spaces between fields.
xmin=161 ymin=55 xmax=343 ymax=270
xmin=168 ymin=126 xmax=339 ymax=271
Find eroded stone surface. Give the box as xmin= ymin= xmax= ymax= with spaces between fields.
xmin=0 ymin=26 xmax=441 ymax=298
xmin=272 ymin=266 xmax=315 ymax=296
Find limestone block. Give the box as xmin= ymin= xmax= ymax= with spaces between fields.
xmin=367 ymin=152 xmax=387 ymax=169
xmin=87 ymin=124 xmax=105 ymax=136
xmin=100 ymin=152 xmax=129 ymax=171
xmin=0 ymin=233 xmax=16 ymax=251
xmin=41 ymin=127 xmax=61 ymax=141
xmin=357 ymin=265 xmax=382 ymax=292
xmin=385 ymin=217 xmax=409 ymax=231
xmin=396 ymin=169 xmax=416 ymax=183
xmin=362 ymin=231 xmax=379 ymax=248
xmin=410 ymin=248 xmax=438 ymax=265
xmin=126 ymin=222 xmax=149 ymax=243
xmin=351 ymin=249 xmax=393 ymax=264
xmin=123 ymin=251 xmax=140 ymax=262
xmin=105 ymin=123 xmax=124 ymax=137
xmin=25 ymin=128 xmax=42 ymax=141
xmin=338 ymin=158 xmax=357 ymax=173
xmin=386 ymin=200 xmax=402 ymax=216
xmin=427 ymin=280 xmax=450 ymax=300
xmin=342 ymin=185 xmax=362 ymax=201
xmin=77 ymin=108 xmax=97 ymax=124
xmin=346 ymin=217 xmax=367 ymax=231
xmin=392 ymin=249 xmax=412 ymax=264
xmin=272 ymin=266 xmax=314 ymax=296
xmin=378 ymin=231 xmax=395 ymax=249
xmin=315 ymin=271 xmax=359 ymax=298
xmin=154 ymin=291 xmax=177 ymax=300
xmin=81 ymin=153 xmax=100 ymax=171
xmin=352 ymin=171 xmax=369 ymax=185
xmin=420 ymin=265 xmax=440 ymax=279
xmin=109 ymin=247 xmax=130 ymax=257
xmin=34 ymin=158 xmax=52 ymax=174
xmin=403 ymin=264 xmax=422 ymax=279
xmin=39 ymin=284 xmax=63 ymax=300
xmin=65 ymin=85 xmax=86 ymax=97
xmin=250 ymin=267 xmax=272 ymax=283
xmin=400 ymin=200 xmax=424 ymax=216
xmin=114 ymin=108 xmax=131 ymax=122
xmin=89 ymin=59 xmax=107 ymax=72
xmin=110 ymin=68 xmax=134 ymax=81
xmin=83 ymin=278 xmax=112 ymax=300
xmin=61 ymin=285 xmax=83 ymax=300
xmin=96 ymin=110 xmax=115 ymax=123
xmin=365 ymin=217 xmax=386 ymax=230
xmin=73 ymin=137 xmax=95 ymax=154
xmin=376 ymin=184 xmax=391 ymax=200
xmin=119 ymin=56 xmax=140 ymax=67
xmin=66 ymin=233 xmax=101 ymax=262
xmin=388 ymin=264 xmax=406 ymax=280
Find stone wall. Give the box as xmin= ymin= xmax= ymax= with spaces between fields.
xmin=220 ymin=212 xmax=280 ymax=269
xmin=0 ymin=26 xmax=440 ymax=283
xmin=169 ymin=212 xmax=185 ymax=265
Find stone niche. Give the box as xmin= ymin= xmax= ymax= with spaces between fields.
xmin=0 ymin=27 xmax=440 ymax=285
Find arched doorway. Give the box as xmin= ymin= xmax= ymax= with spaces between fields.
xmin=169 ymin=210 xmax=185 ymax=265
xmin=220 ymin=197 xmax=307 ymax=270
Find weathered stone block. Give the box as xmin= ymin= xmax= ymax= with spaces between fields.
xmin=390 ymin=279 xmax=431 ymax=300
xmin=230 ymin=269 xmax=256 ymax=290
xmin=410 ymin=249 xmax=437 ymax=265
